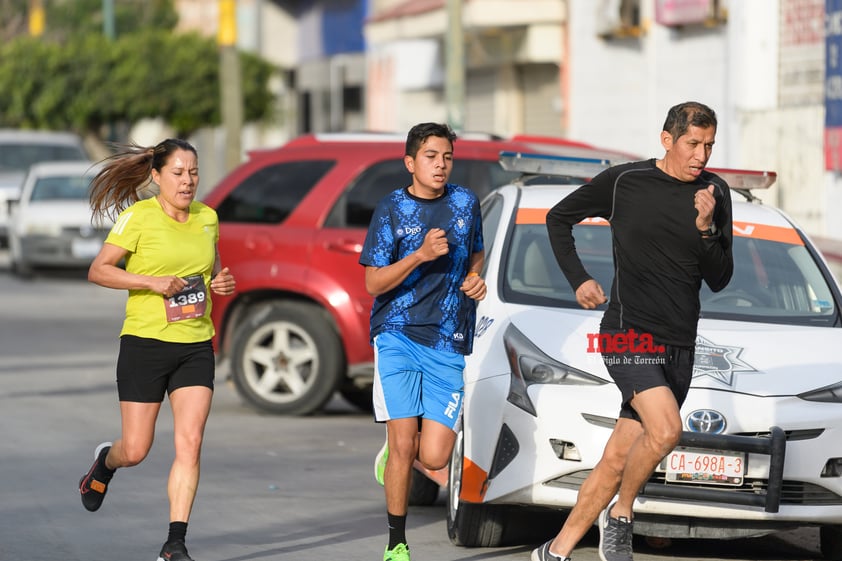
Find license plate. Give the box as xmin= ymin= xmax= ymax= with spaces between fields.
xmin=71 ymin=238 xmax=102 ymax=259
xmin=661 ymin=447 xmax=745 ymax=486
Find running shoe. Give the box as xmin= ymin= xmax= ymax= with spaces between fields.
xmin=157 ymin=539 xmax=194 ymax=561
xmin=531 ymin=540 xmax=571 ymax=561
xmin=598 ymin=502 xmax=633 ymax=561
xmin=374 ymin=440 xmax=389 ymax=486
xmin=383 ymin=542 xmax=409 ymax=561
xmin=79 ymin=441 xmax=113 ymax=512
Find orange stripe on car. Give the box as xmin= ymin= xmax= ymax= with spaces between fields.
xmin=732 ymin=221 xmax=803 ymax=245
xmin=516 ymin=208 xmax=550 ymax=224
xmin=516 ymin=208 xmax=610 ymax=226
xmin=460 ymin=457 xmax=489 ymax=503
xmin=516 ymin=209 xmax=802 ymax=245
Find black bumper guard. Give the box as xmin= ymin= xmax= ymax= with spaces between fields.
xmin=642 ymin=426 xmax=786 ymax=513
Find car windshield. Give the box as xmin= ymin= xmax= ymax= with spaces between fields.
xmin=0 ymin=144 xmax=87 ymax=172
xmin=502 ymin=222 xmax=839 ymax=327
xmin=30 ymin=176 xmax=92 ymax=202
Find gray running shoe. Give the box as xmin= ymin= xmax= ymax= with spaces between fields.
xmin=531 ymin=540 xmax=571 ymax=561
xmin=598 ymin=502 xmax=633 ymax=561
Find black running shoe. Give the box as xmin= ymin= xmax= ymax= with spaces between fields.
xmin=157 ymin=540 xmax=195 ymax=561
xmin=79 ymin=442 xmax=113 ymax=512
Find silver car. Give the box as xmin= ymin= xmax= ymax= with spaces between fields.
xmin=8 ymin=161 xmax=110 ymax=276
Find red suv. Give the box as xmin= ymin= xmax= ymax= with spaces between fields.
xmin=203 ymin=132 xmax=630 ymax=415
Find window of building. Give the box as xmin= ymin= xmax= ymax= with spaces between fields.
xmin=596 ymin=0 xmax=643 ymax=38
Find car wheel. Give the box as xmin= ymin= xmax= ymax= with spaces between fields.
xmin=409 ymin=467 xmax=441 ymax=506
xmin=11 ymin=258 xmax=33 ymax=278
xmin=339 ymin=385 xmax=374 ymax=412
xmin=446 ymin=429 xmax=507 ymax=546
xmin=230 ymin=301 xmax=344 ymax=416
xmin=821 ymin=525 xmax=842 ymax=560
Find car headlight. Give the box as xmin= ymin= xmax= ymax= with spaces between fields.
xmin=798 ymin=381 xmax=842 ymax=403
xmin=504 ymin=323 xmax=606 ymax=416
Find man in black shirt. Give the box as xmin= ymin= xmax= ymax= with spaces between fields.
xmin=531 ymin=102 xmax=733 ymax=561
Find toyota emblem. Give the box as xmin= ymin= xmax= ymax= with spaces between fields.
xmin=685 ymin=409 xmax=727 ymax=434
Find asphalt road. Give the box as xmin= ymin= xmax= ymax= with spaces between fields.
xmin=0 ymin=254 xmax=825 ymax=561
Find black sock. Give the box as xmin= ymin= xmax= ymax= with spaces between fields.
xmin=387 ymin=512 xmax=407 ymax=549
xmin=94 ymin=448 xmax=115 ymax=480
xmin=167 ymin=521 xmax=188 ymax=544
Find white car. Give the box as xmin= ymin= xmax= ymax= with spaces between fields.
xmin=8 ymin=161 xmax=110 ymax=276
xmin=442 ymin=152 xmax=842 ymax=559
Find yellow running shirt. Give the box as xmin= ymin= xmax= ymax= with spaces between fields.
xmin=105 ymin=197 xmax=219 ymax=343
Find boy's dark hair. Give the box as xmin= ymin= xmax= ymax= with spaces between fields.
xmin=662 ymin=101 xmax=717 ymax=140
xmin=405 ymin=122 xmax=457 ymax=157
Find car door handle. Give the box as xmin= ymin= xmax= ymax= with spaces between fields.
xmin=326 ymin=240 xmax=363 ymax=254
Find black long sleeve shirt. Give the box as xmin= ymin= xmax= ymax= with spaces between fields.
xmin=546 ymin=158 xmax=734 ymax=347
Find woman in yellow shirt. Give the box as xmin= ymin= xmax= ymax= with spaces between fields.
xmin=78 ymin=138 xmax=235 ymax=561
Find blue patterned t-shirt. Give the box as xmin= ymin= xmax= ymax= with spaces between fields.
xmin=359 ymin=183 xmax=484 ymax=355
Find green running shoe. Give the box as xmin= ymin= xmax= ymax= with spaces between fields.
xmin=374 ymin=440 xmax=388 ymax=486
xmin=383 ymin=542 xmax=409 ymax=561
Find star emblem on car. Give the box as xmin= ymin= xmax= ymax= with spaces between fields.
xmin=693 ymin=335 xmax=757 ymax=387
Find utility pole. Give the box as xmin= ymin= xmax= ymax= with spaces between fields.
xmin=28 ymin=0 xmax=44 ymax=37
xmin=103 ymin=0 xmax=116 ymax=142
xmin=103 ymin=0 xmax=115 ymax=40
xmin=445 ymin=0 xmax=465 ymax=132
xmin=219 ymin=0 xmax=244 ymax=172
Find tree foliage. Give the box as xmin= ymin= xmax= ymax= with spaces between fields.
xmin=0 ymin=0 xmax=178 ymax=44
xmin=0 ymin=1 xmax=277 ymax=138
xmin=49 ymin=0 xmax=178 ymax=39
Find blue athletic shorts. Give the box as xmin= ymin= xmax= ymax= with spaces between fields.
xmin=372 ymin=331 xmax=465 ymax=430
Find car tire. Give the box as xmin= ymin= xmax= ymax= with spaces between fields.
xmin=821 ymin=525 xmax=842 ymax=560
xmin=446 ymin=429 xmax=507 ymax=546
xmin=339 ymin=385 xmax=374 ymax=412
xmin=409 ymin=467 xmax=441 ymax=506
xmin=11 ymin=258 xmax=33 ymax=278
xmin=230 ymin=301 xmax=344 ymax=416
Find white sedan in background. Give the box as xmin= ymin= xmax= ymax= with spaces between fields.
xmin=0 ymin=129 xmax=90 ymax=247
xmin=441 ymin=152 xmax=842 ymax=560
xmin=8 ymin=161 xmax=109 ymax=277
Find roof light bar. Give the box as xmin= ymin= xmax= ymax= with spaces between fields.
xmin=499 ymin=151 xmax=611 ymax=179
xmin=706 ymin=168 xmax=777 ymax=190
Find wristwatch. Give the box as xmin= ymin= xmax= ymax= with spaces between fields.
xmin=699 ymin=223 xmax=717 ymax=237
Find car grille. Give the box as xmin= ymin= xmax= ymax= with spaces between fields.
xmin=732 ymin=428 xmax=825 ymax=441
xmin=62 ymin=226 xmax=110 ymax=237
xmin=545 ymin=469 xmax=842 ymax=505
xmin=582 ymin=415 xmax=826 ymax=444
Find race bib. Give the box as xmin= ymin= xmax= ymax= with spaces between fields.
xmin=164 ymin=274 xmax=208 ymax=322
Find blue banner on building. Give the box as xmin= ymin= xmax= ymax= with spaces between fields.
xmin=299 ymin=0 xmax=366 ymax=60
xmin=826 ymin=0 xmax=842 ymax=169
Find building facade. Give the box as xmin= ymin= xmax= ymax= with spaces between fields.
xmin=174 ymin=0 xmax=841 ymax=262
xmin=365 ymin=0 xmax=566 ymax=136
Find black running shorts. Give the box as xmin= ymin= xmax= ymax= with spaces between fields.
xmin=598 ymin=329 xmax=694 ymax=422
xmin=116 ymin=335 xmax=215 ymax=402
